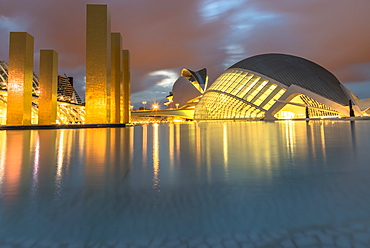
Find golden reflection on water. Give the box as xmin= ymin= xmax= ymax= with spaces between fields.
xmin=285 ymin=121 xmax=296 ymax=156
xmin=31 ymin=132 xmax=40 ymax=195
xmin=152 ymin=123 xmax=160 ymax=191
xmin=307 ymin=122 xmax=329 ymax=165
xmin=195 ymin=123 xmax=201 ymax=169
xmin=0 ymin=131 xmax=6 ymax=193
xmin=85 ymin=128 xmax=107 ymax=188
xmin=142 ymin=124 xmax=147 ymax=167
xmin=168 ymin=123 xmax=174 ymax=170
xmin=175 ymin=123 xmax=181 ymax=166
xmin=0 ymin=121 xmax=361 ymax=204
xmin=3 ymin=131 xmax=30 ymax=204
xmin=56 ymin=130 xmax=65 ymax=183
xmin=204 ymin=124 xmax=212 ymax=184
xmin=129 ymin=126 xmax=134 ymax=165
xmin=320 ymin=123 xmax=327 ymax=163
xmin=222 ymin=123 xmax=229 ymax=182
xmin=307 ymin=122 xmax=317 ymax=160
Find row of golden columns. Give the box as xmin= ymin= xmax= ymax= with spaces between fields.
xmin=6 ymin=4 xmax=130 ymax=126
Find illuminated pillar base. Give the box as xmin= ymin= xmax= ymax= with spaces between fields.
xmin=38 ymin=50 xmax=58 ymax=125
xmin=6 ymin=32 xmax=34 ymax=125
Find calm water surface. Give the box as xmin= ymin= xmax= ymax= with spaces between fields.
xmin=0 ymin=121 xmax=369 ymax=243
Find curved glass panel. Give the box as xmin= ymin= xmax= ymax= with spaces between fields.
xmin=195 ymin=69 xmax=286 ymax=120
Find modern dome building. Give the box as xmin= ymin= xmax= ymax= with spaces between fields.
xmin=194 ymin=53 xmax=369 ymax=120
xmin=164 ymin=68 xmax=208 ymax=109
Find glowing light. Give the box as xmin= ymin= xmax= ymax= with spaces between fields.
xmin=152 ymin=104 xmax=159 ymax=110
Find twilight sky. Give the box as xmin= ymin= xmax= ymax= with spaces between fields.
xmin=1 ymin=0 xmax=370 ymax=108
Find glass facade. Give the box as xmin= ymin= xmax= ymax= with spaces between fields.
xmin=195 ymin=69 xmax=286 ymax=120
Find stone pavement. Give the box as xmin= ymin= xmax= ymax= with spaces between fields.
xmin=1 ymin=221 xmax=369 ymax=248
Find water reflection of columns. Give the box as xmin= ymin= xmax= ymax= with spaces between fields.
xmin=3 ymin=131 xmax=31 ymax=204
xmin=129 ymin=126 xmax=134 ymax=166
xmin=55 ymin=130 xmax=66 ymax=195
xmin=152 ymin=123 xmax=160 ymax=191
xmin=0 ymin=131 xmax=6 ymax=195
xmin=30 ymin=132 xmax=40 ymax=195
xmin=85 ymin=129 xmax=107 ymax=190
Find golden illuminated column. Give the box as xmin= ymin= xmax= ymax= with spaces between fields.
xmin=86 ymin=4 xmax=111 ymax=124
xmin=111 ymin=33 xmax=122 ymax=123
xmin=38 ymin=50 xmax=58 ymax=125
xmin=121 ymin=49 xmax=131 ymax=123
xmin=6 ymin=32 xmax=34 ymax=125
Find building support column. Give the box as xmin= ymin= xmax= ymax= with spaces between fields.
xmin=38 ymin=50 xmax=58 ymax=125
xmin=6 ymin=32 xmax=34 ymax=125
xmin=111 ymin=33 xmax=122 ymax=123
xmin=121 ymin=49 xmax=130 ymax=123
xmin=85 ymin=4 xmax=111 ymax=124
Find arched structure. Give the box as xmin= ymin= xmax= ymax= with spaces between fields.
xmin=195 ymin=54 xmax=365 ymax=120
xmin=164 ymin=68 xmax=208 ymax=110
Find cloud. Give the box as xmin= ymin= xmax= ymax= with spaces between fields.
xmin=237 ymin=0 xmax=370 ymax=83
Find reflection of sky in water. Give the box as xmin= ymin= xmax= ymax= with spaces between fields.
xmin=0 ymin=121 xmax=369 ymax=242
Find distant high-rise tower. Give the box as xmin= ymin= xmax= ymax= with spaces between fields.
xmin=57 ymin=76 xmax=82 ymax=104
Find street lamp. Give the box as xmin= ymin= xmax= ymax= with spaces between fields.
xmin=142 ymin=101 xmax=147 ymax=110
xmin=152 ymin=104 xmax=159 ymax=110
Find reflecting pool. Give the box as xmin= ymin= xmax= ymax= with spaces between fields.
xmin=0 ymin=121 xmax=370 ymax=247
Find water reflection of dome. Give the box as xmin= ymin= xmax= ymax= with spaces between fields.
xmin=195 ymin=53 xmax=370 ymax=120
